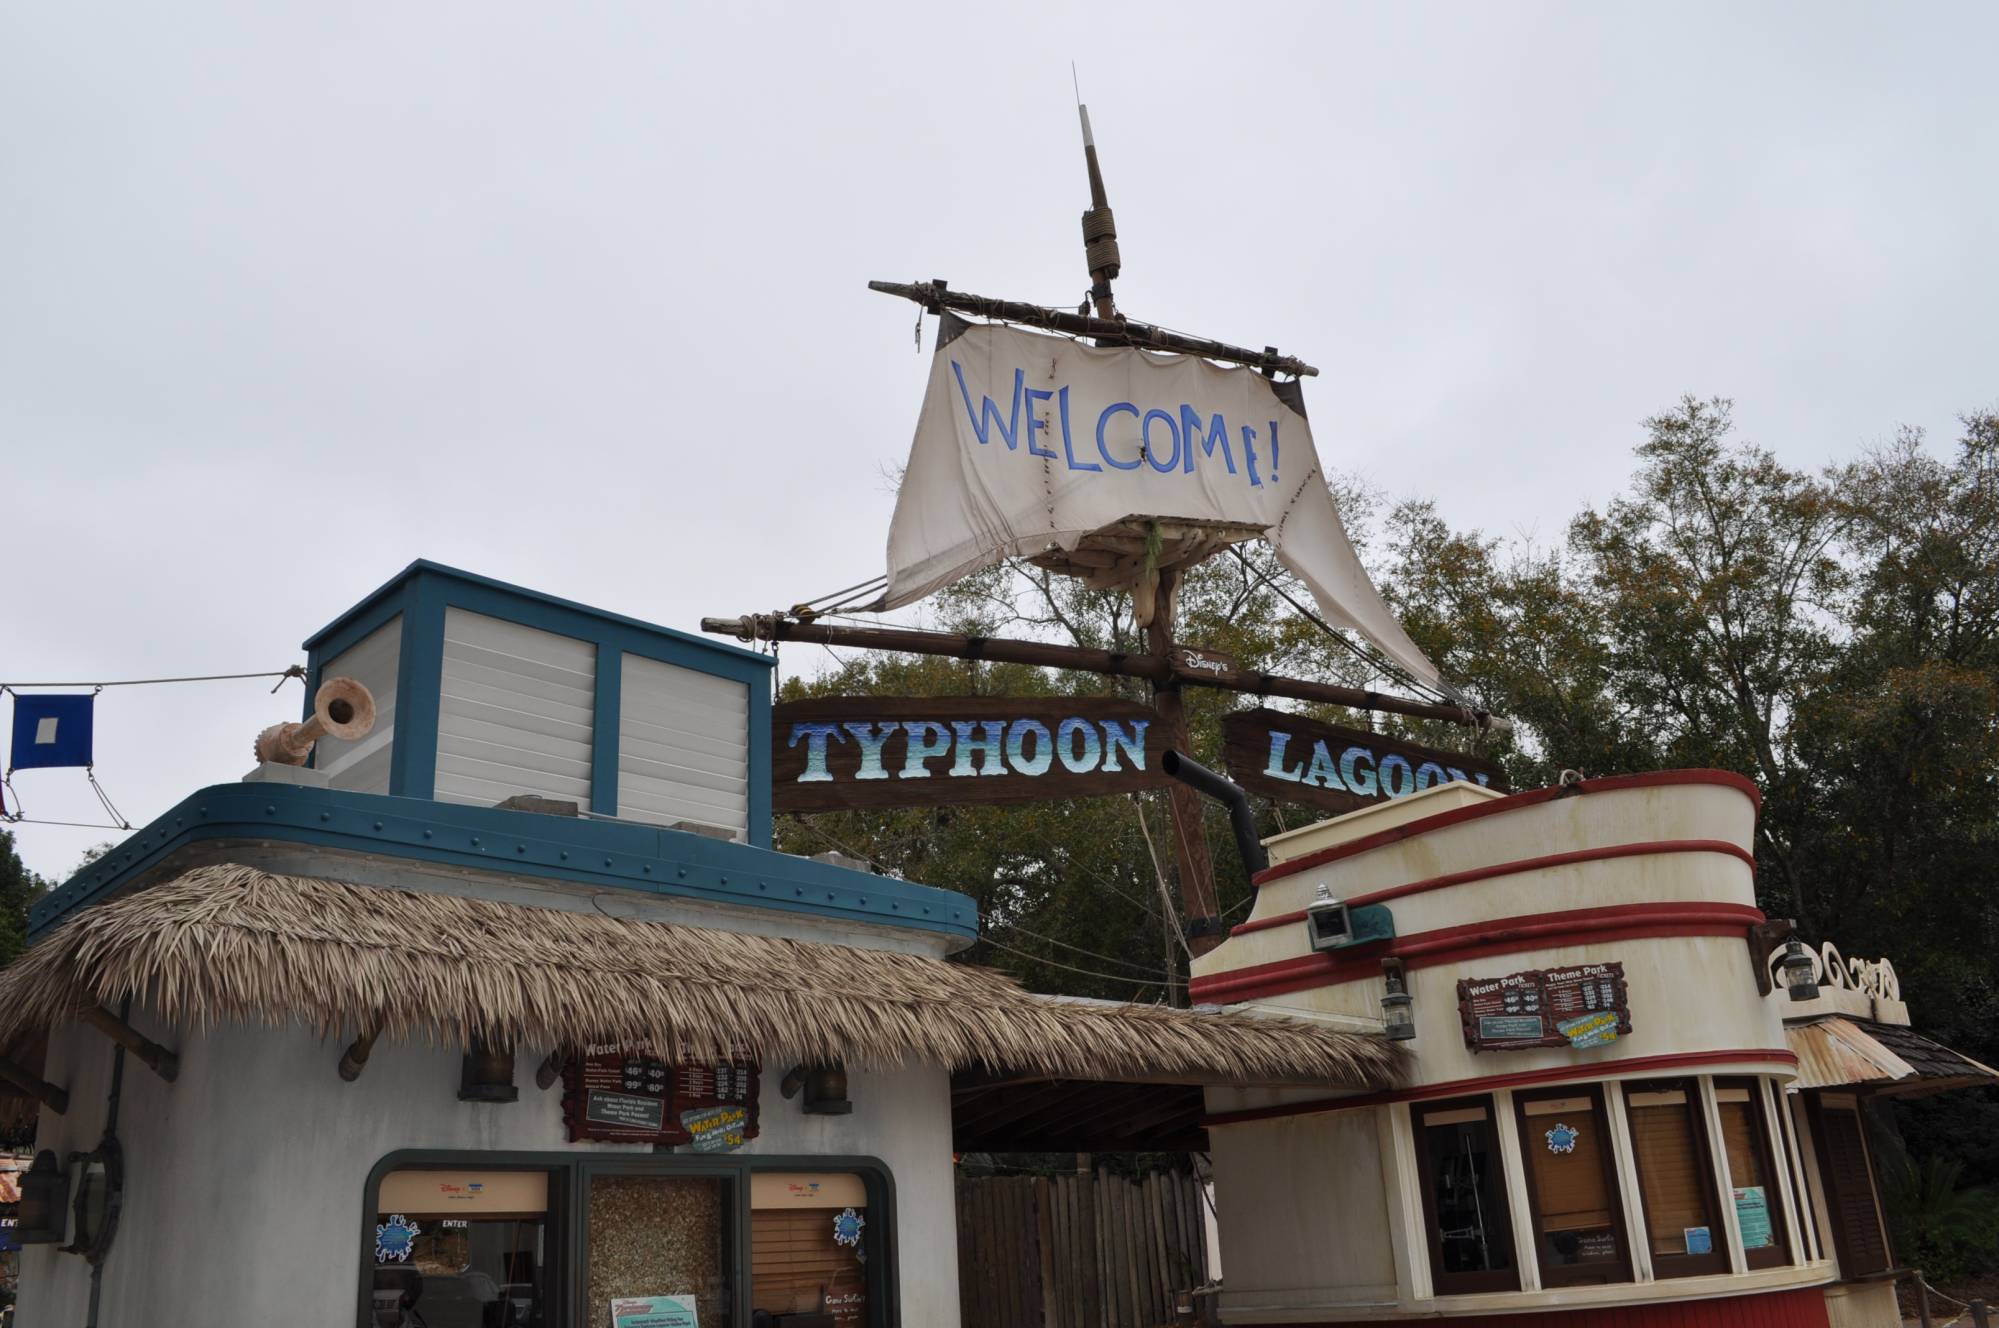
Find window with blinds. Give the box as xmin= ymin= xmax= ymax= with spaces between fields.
xmin=1514 ymin=1089 xmax=1631 ymax=1288
xmin=750 ymin=1173 xmax=870 ymax=1326
xmin=1623 ymin=1082 xmax=1727 ymax=1277
xmin=1810 ymin=1096 xmax=1892 ymax=1277
xmin=1716 ymin=1080 xmax=1792 ymax=1269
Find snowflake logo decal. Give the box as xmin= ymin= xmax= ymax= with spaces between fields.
xmin=832 ymin=1207 xmax=865 ymax=1248
xmin=376 ymin=1213 xmax=421 ymax=1263
xmin=1545 ymin=1123 xmax=1579 ymax=1155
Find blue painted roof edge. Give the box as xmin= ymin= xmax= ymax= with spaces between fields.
xmin=30 ymin=783 xmax=977 ymax=943
xmin=299 ymin=559 xmax=772 ymax=666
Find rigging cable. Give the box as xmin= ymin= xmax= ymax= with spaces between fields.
xmin=0 ymin=664 xmax=304 ymax=830
xmin=1225 ymin=546 xmax=1458 ymax=708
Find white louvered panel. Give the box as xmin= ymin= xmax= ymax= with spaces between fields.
xmin=314 ymin=616 xmax=400 ymax=795
xmin=617 ymin=653 xmax=748 ymax=839
xmin=435 ymin=608 xmax=594 ymax=808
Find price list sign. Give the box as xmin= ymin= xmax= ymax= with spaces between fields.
xmin=1456 ymin=962 xmax=1630 ymax=1053
xmin=562 ymin=1048 xmax=762 ymax=1145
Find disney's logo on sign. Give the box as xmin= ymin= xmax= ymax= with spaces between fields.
xmin=1173 ymin=646 xmax=1234 ymax=678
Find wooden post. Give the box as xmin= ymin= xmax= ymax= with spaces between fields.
xmin=0 ymin=1053 xmax=67 ymax=1114
xmin=80 ymin=1005 xmax=178 ymax=1083
xmin=337 ymin=1026 xmax=379 ymax=1081
xmin=1969 ymin=1298 xmax=1990 ymax=1328
xmin=1915 ymin=1272 xmax=1936 ymax=1328
xmin=1146 ymin=569 xmax=1222 ymax=955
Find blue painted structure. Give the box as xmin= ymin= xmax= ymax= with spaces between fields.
xmin=302 ymin=560 xmax=775 ymax=841
xmin=30 ymin=561 xmax=980 ymax=945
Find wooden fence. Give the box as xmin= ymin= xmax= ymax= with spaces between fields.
xmin=956 ymin=1170 xmax=1210 ymax=1328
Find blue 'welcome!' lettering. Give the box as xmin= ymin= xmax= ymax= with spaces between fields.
xmin=952 ymin=360 xmax=1284 ymax=489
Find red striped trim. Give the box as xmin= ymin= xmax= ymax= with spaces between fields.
xmin=1232 ymin=839 xmax=1757 ymax=933
xmin=1191 ymin=901 xmax=1765 ymax=1004
xmin=1252 ymin=769 xmax=1763 ymax=888
xmin=1202 ymin=1047 xmax=1800 ymax=1127
xmin=1225 ymin=1282 xmax=1833 ymax=1327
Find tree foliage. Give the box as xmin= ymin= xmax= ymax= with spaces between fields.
xmin=0 ymin=830 xmax=49 ymax=968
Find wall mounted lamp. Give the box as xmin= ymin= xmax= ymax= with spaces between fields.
xmin=1380 ymin=958 xmax=1416 ymax=1042
xmin=1781 ymin=939 xmax=1821 ymax=1002
xmin=458 ymin=1037 xmax=519 ymax=1103
xmin=780 ymin=1063 xmax=853 ymax=1115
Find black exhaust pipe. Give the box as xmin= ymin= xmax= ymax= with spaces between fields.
xmin=1161 ymin=749 xmax=1269 ymax=877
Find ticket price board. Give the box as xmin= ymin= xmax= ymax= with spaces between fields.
xmin=562 ymin=1049 xmax=761 ymax=1146
xmin=1456 ymin=962 xmax=1630 ymax=1052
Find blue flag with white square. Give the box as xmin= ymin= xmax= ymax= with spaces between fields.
xmin=9 ymin=694 xmax=96 ymax=769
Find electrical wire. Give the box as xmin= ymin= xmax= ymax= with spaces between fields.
xmin=978 ymin=934 xmax=1172 ymax=991
xmin=991 ymin=916 xmax=1174 ymax=977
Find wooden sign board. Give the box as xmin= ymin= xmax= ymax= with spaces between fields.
xmin=1222 ymin=707 xmax=1508 ymax=817
xmin=562 ymin=1049 xmax=760 ymax=1146
xmin=1171 ymin=645 xmax=1236 ymax=679
xmin=773 ymin=696 xmax=1171 ymax=813
xmin=1457 ymin=962 xmax=1630 ymax=1053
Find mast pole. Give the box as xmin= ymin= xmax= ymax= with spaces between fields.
xmin=1073 ymin=96 xmax=1223 ymax=954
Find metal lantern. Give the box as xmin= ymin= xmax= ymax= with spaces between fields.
xmin=1782 ymin=939 xmax=1820 ymax=1002
xmin=1305 ymin=882 xmax=1352 ymax=953
xmin=1381 ymin=959 xmax=1416 ymax=1042
xmin=16 ymin=1150 xmax=68 ymax=1245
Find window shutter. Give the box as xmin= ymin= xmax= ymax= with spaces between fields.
xmin=1627 ymin=1097 xmax=1712 ymax=1257
xmin=1814 ymin=1102 xmax=1891 ymax=1276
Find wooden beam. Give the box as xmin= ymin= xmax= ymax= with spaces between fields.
xmin=80 ymin=1006 xmax=178 ymax=1083
xmin=0 ymin=1054 xmax=67 ymax=1114
xmin=867 ymin=280 xmax=1319 ymax=378
xmin=534 ymin=1050 xmax=566 ymax=1091
xmin=699 ymin=615 xmax=1485 ymax=730
xmin=337 ymin=1026 xmax=379 ymax=1081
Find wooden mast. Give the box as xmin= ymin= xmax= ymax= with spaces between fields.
xmin=1071 ymin=101 xmax=1223 ymax=958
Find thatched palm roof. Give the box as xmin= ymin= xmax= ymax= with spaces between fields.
xmin=0 ymin=865 xmax=1400 ymax=1088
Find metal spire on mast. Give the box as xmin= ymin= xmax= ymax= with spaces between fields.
xmin=1075 ymin=68 xmax=1122 ymax=321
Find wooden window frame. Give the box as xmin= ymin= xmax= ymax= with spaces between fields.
xmin=1714 ymin=1077 xmax=1792 ymax=1270
xmin=357 ymin=1149 xmax=899 ymax=1328
xmin=1774 ymin=1087 xmax=1820 ymax=1263
xmin=1411 ymin=1095 xmax=1521 ymax=1295
xmin=1620 ymin=1079 xmax=1729 ymax=1279
xmin=1511 ymin=1084 xmax=1635 ymax=1289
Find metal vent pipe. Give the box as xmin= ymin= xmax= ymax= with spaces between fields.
xmin=1160 ymin=750 xmax=1268 ymax=878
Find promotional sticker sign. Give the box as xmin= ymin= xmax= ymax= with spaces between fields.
xmin=610 ymin=1294 xmax=698 ymax=1328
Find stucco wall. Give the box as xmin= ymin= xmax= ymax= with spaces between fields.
xmin=18 ymin=1010 xmax=958 ymax=1327
xmin=1207 ymin=1109 xmax=1398 ymax=1308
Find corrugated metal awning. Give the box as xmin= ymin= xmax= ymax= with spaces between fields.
xmin=1787 ymin=1016 xmax=1999 ymax=1097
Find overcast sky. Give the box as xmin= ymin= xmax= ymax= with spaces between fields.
xmin=3 ymin=2 xmax=1994 ymax=879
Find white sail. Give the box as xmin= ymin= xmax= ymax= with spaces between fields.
xmin=876 ymin=319 xmax=1453 ymax=698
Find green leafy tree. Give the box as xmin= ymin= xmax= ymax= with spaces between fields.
xmin=0 ymin=830 xmax=49 ymax=966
